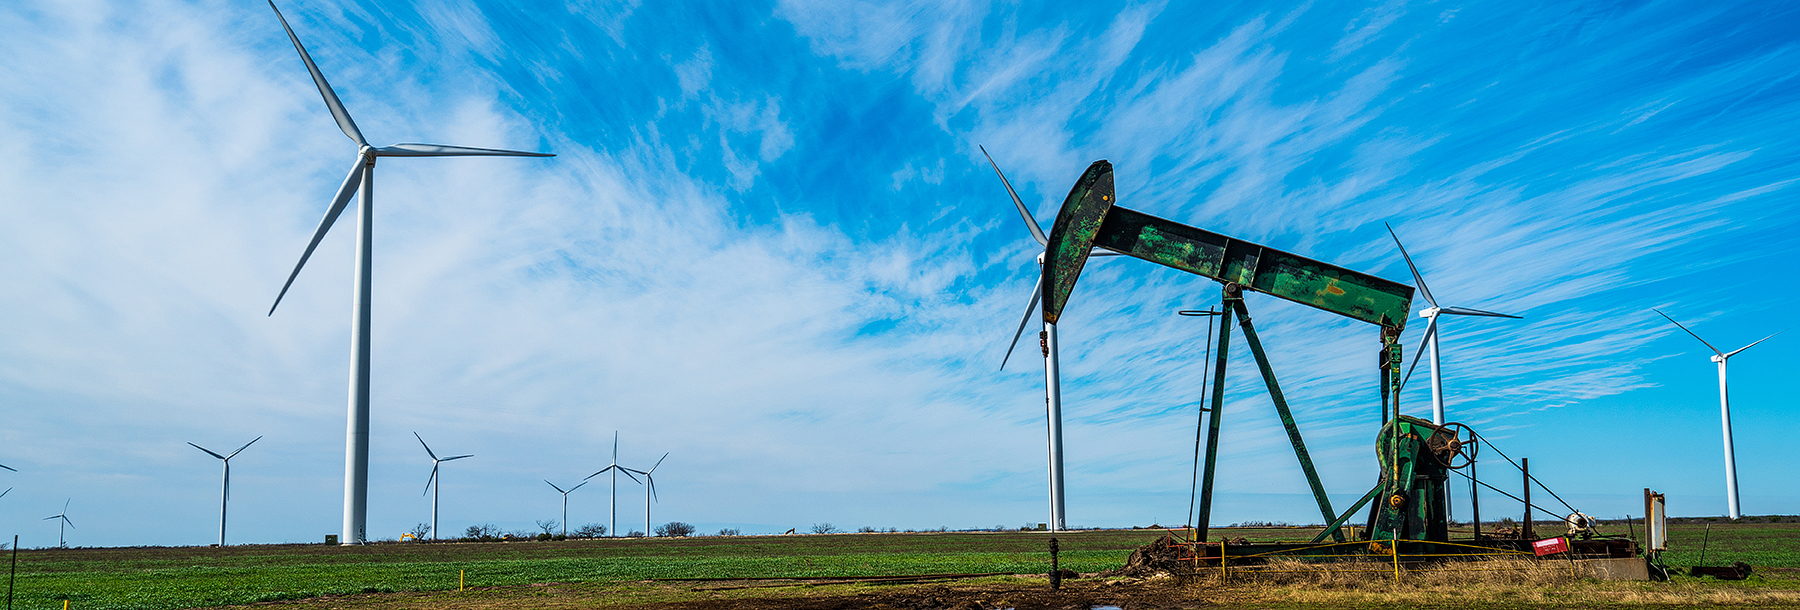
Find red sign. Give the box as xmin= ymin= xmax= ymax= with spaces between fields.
xmin=1533 ymin=537 xmax=1570 ymax=556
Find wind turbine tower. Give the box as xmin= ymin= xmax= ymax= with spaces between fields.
xmin=415 ymin=432 xmax=473 ymax=540
xmin=584 ymin=432 xmax=638 ymax=537
xmin=1387 ymin=224 xmax=1522 ymax=425
xmin=625 ymin=453 xmax=668 ymax=538
xmin=545 ymin=479 xmax=587 ymax=538
xmin=982 ymin=147 xmax=1118 ymax=532
xmin=261 ymin=1 xmax=553 ymax=545
xmin=188 ymin=436 xmax=262 ymax=546
xmin=43 ymin=499 xmax=73 ymax=548
xmin=1655 ymin=309 xmax=1782 ymax=520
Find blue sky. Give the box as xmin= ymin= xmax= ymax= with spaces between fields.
xmin=0 ymin=0 xmax=1795 ymax=547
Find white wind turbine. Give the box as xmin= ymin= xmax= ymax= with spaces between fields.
xmin=1655 ymin=309 xmax=1782 ymax=520
xmin=187 ymin=436 xmax=262 ymax=546
xmin=982 ymin=147 xmax=1118 ymax=532
xmin=260 ymin=1 xmax=553 ymax=545
xmin=1387 ymin=224 xmax=1522 ymax=425
xmin=584 ymin=432 xmax=639 ymax=538
xmin=544 ymin=479 xmax=588 ymax=538
xmin=415 ymin=432 xmax=473 ymax=540
xmin=43 ymin=499 xmax=72 ymax=548
xmin=623 ymin=453 xmax=668 ymax=538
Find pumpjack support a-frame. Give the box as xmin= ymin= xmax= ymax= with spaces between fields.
xmin=1039 ymin=160 xmax=1414 ymax=543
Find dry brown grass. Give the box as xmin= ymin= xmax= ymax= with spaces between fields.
xmin=1178 ymin=558 xmax=1800 ymax=607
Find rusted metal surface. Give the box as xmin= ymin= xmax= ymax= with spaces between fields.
xmin=1038 ymin=160 xmax=1413 ymax=329
xmin=1040 ymin=161 xmax=1115 ymax=325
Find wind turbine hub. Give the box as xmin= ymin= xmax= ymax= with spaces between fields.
xmin=1419 ymin=307 xmax=1441 ymax=318
xmin=1711 ymin=354 xmax=1725 ymax=363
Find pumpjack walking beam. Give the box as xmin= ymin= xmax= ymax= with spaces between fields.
xmin=1040 ymin=160 xmax=1413 ymax=542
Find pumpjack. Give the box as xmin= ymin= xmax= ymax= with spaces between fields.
xmin=1034 ymin=159 xmax=1634 ymax=561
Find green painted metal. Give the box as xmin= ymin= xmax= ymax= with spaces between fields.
xmin=1041 ymin=161 xmax=1115 ymax=325
xmin=1193 ymin=289 xmax=1235 ymax=543
xmin=1232 ymin=299 xmax=1344 ymax=542
xmin=1371 ymin=415 xmax=1452 ymax=542
xmin=1038 ymin=160 xmax=1412 ymax=329
xmin=1312 ymin=482 xmax=1384 ymax=543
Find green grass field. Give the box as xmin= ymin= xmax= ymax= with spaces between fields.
xmin=4 ymin=523 xmax=1795 ymax=610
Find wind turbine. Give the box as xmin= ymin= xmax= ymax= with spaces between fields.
xmin=544 ymin=479 xmax=587 ymax=538
xmin=584 ymin=432 xmax=639 ymax=538
xmin=624 ymin=453 xmax=668 ymax=538
xmin=188 ymin=436 xmax=262 ymax=546
xmin=1 ymin=462 xmax=13 ymax=500
xmin=1654 ymin=309 xmax=1782 ymax=520
xmin=260 ymin=1 xmax=553 ymax=545
xmin=1387 ymin=224 xmax=1522 ymax=425
xmin=43 ymin=499 xmax=72 ymax=548
xmin=982 ymin=146 xmax=1118 ymax=532
xmin=414 ymin=432 xmax=473 ymax=540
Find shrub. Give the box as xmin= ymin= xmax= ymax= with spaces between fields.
xmin=717 ymin=528 xmax=741 ymax=536
xmin=627 ymin=530 xmax=644 ymax=537
xmin=655 ymin=522 xmax=696 ymax=537
xmin=462 ymin=524 xmax=500 ymax=541
xmin=535 ymin=520 xmax=559 ymax=536
xmin=409 ymin=523 xmax=432 ymax=540
xmin=810 ymin=523 xmax=837 ymax=534
xmin=574 ymin=523 xmax=607 ymax=538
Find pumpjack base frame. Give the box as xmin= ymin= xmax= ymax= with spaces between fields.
xmin=1171 ymin=535 xmax=1638 ymax=567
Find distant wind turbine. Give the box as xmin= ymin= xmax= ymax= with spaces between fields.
xmin=624 ymin=453 xmax=668 ymax=538
xmin=188 ymin=436 xmax=262 ymax=546
xmin=544 ymin=480 xmax=588 ymax=538
xmin=414 ymin=432 xmax=473 ymax=540
xmin=44 ymin=499 xmax=73 ymax=547
xmin=1655 ymin=309 xmax=1783 ymax=520
xmin=261 ymin=1 xmax=553 ymax=545
xmin=584 ymin=432 xmax=640 ymax=538
xmin=1387 ymin=224 xmax=1523 ymax=425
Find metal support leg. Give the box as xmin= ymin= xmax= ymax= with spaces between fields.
xmin=1232 ymin=298 xmax=1342 ymax=542
xmin=1194 ymin=287 xmax=1236 ymax=543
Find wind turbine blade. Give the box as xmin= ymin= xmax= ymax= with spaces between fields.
xmin=979 ymin=145 xmax=1047 ymax=246
xmin=268 ymin=1 xmax=366 ymax=146
xmin=1000 ymin=276 xmax=1043 ymax=371
xmin=1438 ymin=306 xmax=1522 ymax=319
xmin=569 ymin=480 xmax=588 ymax=493
xmin=546 ymin=480 xmax=566 ymax=493
xmin=619 ymin=469 xmax=641 ymax=484
xmin=613 ymin=431 xmax=619 ymax=462
xmin=1385 ymin=223 xmax=1437 ymax=308
xmin=188 ymin=442 xmax=227 ymax=460
xmin=583 ymin=465 xmax=612 ymax=480
xmin=269 ymin=158 xmax=366 ymax=316
xmin=227 ymin=436 xmax=263 ymax=460
xmin=1723 ymin=329 xmax=1785 ymax=359
xmin=423 ymin=465 xmax=438 ymax=496
xmin=0 ymin=488 xmax=9 ymax=499
xmin=648 ymin=453 xmax=668 ymax=474
xmin=1653 ymin=309 xmax=1723 ymax=356
xmin=374 ymin=143 xmax=553 ymax=157
xmin=64 ymin=498 xmax=71 ymax=512
xmin=648 ymin=477 xmax=657 ymax=502
xmin=413 ymin=432 xmax=439 ymax=461
xmin=1397 ymin=317 xmax=1437 ymax=393
xmin=42 ymin=516 xmax=56 ymax=521
xmin=1089 ymin=249 xmax=1123 ymax=257
xmin=64 ymin=516 xmax=73 ymax=528
xmin=0 ymin=463 xmax=15 ymax=472
xmin=442 ymin=454 xmax=473 ymax=461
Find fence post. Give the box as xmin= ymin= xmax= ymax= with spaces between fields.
xmin=460 ymin=569 xmax=465 ymax=592
xmin=1392 ymin=532 xmax=1402 ymax=583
